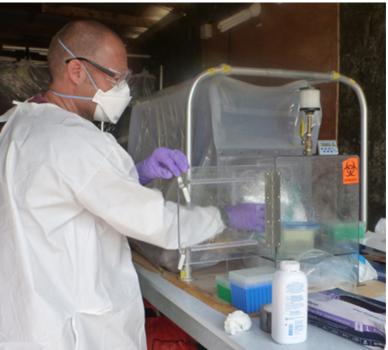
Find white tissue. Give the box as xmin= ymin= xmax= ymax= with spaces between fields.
xmin=375 ymin=218 xmax=386 ymax=235
xmin=224 ymin=310 xmax=252 ymax=335
xmin=361 ymin=218 xmax=386 ymax=252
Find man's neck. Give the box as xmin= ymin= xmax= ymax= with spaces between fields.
xmin=44 ymin=88 xmax=93 ymax=122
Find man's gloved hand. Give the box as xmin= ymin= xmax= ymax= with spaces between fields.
xmin=225 ymin=203 xmax=265 ymax=232
xmin=136 ymin=147 xmax=189 ymax=185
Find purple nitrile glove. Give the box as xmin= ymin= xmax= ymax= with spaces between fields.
xmin=135 ymin=147 xmax=189 ymax=185
xmin=225 ymin=203 xmax=266 ymax=232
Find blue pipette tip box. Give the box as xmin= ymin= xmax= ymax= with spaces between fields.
xmin=229 ymin=267 xmax=274 ymax=314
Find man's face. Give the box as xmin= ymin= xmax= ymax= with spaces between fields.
xmin=81 ymin=34 xmax=129 ymax=94
xmin=73 ymin=34 xmax=129 ymax=119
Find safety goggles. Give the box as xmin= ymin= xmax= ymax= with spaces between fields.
xmin=65 ymin=57 xmax=131 ymax=87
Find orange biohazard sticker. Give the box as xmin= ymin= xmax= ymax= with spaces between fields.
xmin=342 ymin=157 xmax=359 ymax=185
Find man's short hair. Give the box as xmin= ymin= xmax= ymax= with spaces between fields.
xmin=47 ymin=20 xmax=120 ymax=81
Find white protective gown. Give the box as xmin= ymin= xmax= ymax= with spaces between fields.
xmin=0 ymin=102 xmax=225 ymax=350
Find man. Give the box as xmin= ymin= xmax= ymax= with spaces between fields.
xmin=0 ymin=20 xmax=264 ymax=349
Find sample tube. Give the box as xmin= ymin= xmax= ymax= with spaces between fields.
xmin=177 ymin=175 xmax=191 ymax=204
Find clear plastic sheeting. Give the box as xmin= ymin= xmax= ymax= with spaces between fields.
xmin=0 ymin=60 xmax=50 ymax=114
xmin=297 ymin=250 xmax=359 ymax=290
xmin=111 ymin=69 xmax=157 ymax=147
xmin=128 ymin=69 xmax=156 ymax=99
xmin=129 ymin=76 xmax=322 ymax=197
xmin=208 ymin=78 xmax=321 ymax=156
xmin=129 ymin=79 xmax=199 ymax=170
xmin=128 ymin=75 xmax=322 ymax=169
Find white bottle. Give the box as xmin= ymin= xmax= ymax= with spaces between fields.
xmin=271 ymin=260 xmax=308 ymax=344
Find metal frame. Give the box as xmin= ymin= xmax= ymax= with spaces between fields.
xmin=265 ymin=170 xmax=281 ymax=248
xmin=185 ymin=64 xmax=368 ymax=225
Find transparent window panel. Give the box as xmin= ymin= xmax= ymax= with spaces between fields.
xmin=177 ymin=164 xmax=275 ymax=268
xmin=275 ymin=156 xmax=360 ymax=288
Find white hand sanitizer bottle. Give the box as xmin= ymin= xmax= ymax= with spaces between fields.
xmin=271 ymin=260 xmax=307 ymax=344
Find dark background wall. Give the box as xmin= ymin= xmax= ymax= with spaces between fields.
xmin=143 ymin=9 xmax=203 ymax=88
xmin=142 ymin=4 xmax=243 ymax=87
xmin=339 ymin=3 xmax=386 ymax=230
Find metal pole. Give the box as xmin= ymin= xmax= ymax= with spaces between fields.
xmin=159 ymin=65 xmax=164 ymax=91
xmin=336 ymin=76 xmax=368 ymax=224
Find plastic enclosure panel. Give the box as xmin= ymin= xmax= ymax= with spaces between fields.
xmin=129 ymin=77 xmax=323 ymax=174
xmin=209 ymin=78 xmax=322 ymax=156
xmin=275 ymin=155 xmax=360 ymax=260
xmin=177 ymin=165 xmax=275 ymax=267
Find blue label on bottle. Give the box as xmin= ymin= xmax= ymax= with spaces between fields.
xmin=288 ymin=324 xmax=293 ymax=336
xmin=286 ymin=282 xmax=304 ymax=293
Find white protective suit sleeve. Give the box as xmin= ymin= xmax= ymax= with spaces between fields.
xmin=75 ymin=164 xmax=226 ymax=250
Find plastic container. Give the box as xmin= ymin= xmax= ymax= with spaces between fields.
xmin=278 ymin=222 xmax=319 ymax=258
xmin=215 ymin=275 xmax=231 ymax=303
xmin=229 ymin=266 xmax=275 ymax=313
xmin=325 ymin=222 xmax=364 ymax=241
xmin=271 ymin=260 xmax=307 ymax=344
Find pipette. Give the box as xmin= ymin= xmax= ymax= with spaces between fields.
xmin=177 ymin=175 xmax=191 ymax=272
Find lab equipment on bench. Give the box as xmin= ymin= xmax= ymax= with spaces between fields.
xmin=271 ymin=260 xmax=308 ymax=344
xmin=299 ymin=87 xmax=321 ymax=156
xmin=318 ymin=140 xmax=339 ymax=155
xmin=128 ymin=65 xmax=367 ymax=293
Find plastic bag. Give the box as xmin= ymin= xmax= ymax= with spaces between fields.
xmin=297 ymin=249 xmax=358 ymax=289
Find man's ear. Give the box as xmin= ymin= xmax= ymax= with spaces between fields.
xmin=66 ymin=60 xmax=87 ymax=85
